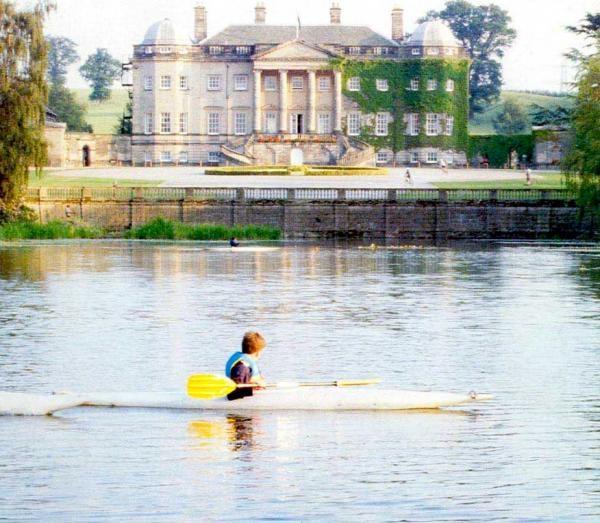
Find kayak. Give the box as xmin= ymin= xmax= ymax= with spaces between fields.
xmin=208 ymin=247 xmax=280 ymax=253
xmin=82 ymin=389 xmax=493 ymax=411
xmin=0 ymin=392 xmax=86 ymax=416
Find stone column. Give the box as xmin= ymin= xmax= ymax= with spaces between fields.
xmin=308 ymin=70 xmax=317 ymax=133
xmin=334 ymin=70 xmax=343 ymax=132
xmin=279 ymin=70 xmax=288 ymax=133
xmin=254 ymin=70 xmax=262 ymax=132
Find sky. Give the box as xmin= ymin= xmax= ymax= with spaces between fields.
xmin=33 ymin=0 xmax=598 ymax=91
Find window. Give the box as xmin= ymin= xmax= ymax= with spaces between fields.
xmin=347 ymin=112 xmax=361 ymax=136
xmin=160 ymin=112 xmax=171 ymax=133
xmin=235 ymin=46 xmax=251 ymax=55
xmin=179 ymin=151 xmax=189 ymax=164
xmin=446 ymin=79 xmax=455 ymax=92
xmin=234 ymin=112 xmax=247 ymax=135
xmin=207 ymin=112 xmax=220 ymax=135
xmin=144 ymin=150 xmax=153 ymax=163
xmin=158 ymin=47 xmax=173 ymax=54
xmin=426 ymin=113 xmax=439 ymax=136
xmin=160 ymin=75 xmax=171 ymax=89
xmin=317 ymin=113 xmax=331 ymax=134
xmin=318 ymin=76 xmax=331 ymax=91
xmin=377 ymin=151 xmax=390 ymax=164
xmin=427 ymin=47 xmax=440 ymax=56
xmin=208 ymin=151 xmax=221 ymax=163
xmin=264 ymin=112 xmax=277 ymax=134
xmin=376 ymin=79 xmax=389 ymax=92
xmin=348 ymin=47 xmax=361 ymax=55
xmin=144 ymin=76 xmax=153 ymax=91
xmin=426 ymin=151 xmax=438 ymax=163
xmin=410 ymin=78 xmax=419 ymax=91
xmin=405 ymin=113 xmax=419 ymax=136
xmin=144 ymin=47 xmax=153 ymax=55
xmin=209 ymin=46 xmax=223 ymax=55
xmin=427 ymin=79 xmax=438 ymax=91
xmin=207 ymin=75 xmax=222 ymax=91
xmin=410 ymin=151 xmax=419 ymax=163
xmin=445 ymin=115 xmax=454 ymax=136
xmin=411 ymin=48 xmax=420 ymax=56
xmin=179 ymin=76 xmax=189 ymax=90
xmin=160 ymin=151 xmax=172 ymax=163
xmin=291 ymin=76 xmax=304 ymax=90
xmin=179 ymin=113 xmax=188 ymax=134
xmin=375 ymin=113 xmax=389 ymax=136
xmin=144 ymin=113 xmax=153 ymax=134
xmin=264 ymin=75 xmax=277 ymax=91
xmin=347 ymin=77 xmax=361 ymax=91
xmin=234 ymin=74 xmax=248 ymax=91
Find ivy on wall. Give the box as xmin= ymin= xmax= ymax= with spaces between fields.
xmin=468 ymin=135 xmax=535 ymax=167
xmin=333 ymin=58 xmax=470 ymax=153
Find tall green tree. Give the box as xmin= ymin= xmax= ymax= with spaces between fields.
xmin=420 ymin=0 xmax=517 ymax=115
xmin=47 ymin=35 xmax=78 ymax=84
xmin=48 ymin=83 xmax=93 ymax=132
xmin=79 ymin=48 xmax=121 ymax=102
xmin=492 ymin=99 xmax=530 ymax=135
xmin=0 ymin=0 xmax=53 ymax=221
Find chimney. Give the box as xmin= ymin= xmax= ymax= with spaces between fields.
xmin=194 ymin=4 xmax=207 ymax=42
xmin=255 ymin=2 xmax=266 ymax=25
xmin=391 ymin=6 xmax=404 ymax=43
xmin=330 ymin=2 xmax=341 ymax=25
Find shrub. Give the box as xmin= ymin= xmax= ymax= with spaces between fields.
xmin=0 ymin=220 xmax=104 ymax=240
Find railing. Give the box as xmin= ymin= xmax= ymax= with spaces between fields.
xmin=25 ymin=187 xmax=574 ymax=203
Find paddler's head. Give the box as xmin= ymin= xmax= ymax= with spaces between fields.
xmin=242 ymin=331 xmax=267 ymax=360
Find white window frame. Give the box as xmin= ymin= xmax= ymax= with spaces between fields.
xmin=446 ymin=79 xmax=455 ymax=92
xmin=445 ymin=115 xmax=454 ymax=136
xmin=376 ymin=151 xmax=390 ymax=164
xmin=208 ymin=151 xmax=221 ymax=163
xmin=317 ymin=113 xmax=331 ymax=135
xmin=426 ymin=151 xmax=439 ymax=163
xmin=291 ymin=75 xmax=304 ymax=91
xmin=144 ymin=113 xmax=153 ymax=134
xmin=264 ymin=112 xmax=277 ymax=134
xmin=160 ymin=75 xmax=171 ymax=90
xmin=207 ymin=112 xmax=220 ymax=135
xmin=179 ymin=151 xmax=189 ymax=164
xmin=375 ymin=113 xmax=389 ymax=137
xmin=410 ymin=78 xmax=419 ymax=91
xmin=318 ymin=76 xmax=331 ymax=92
xmin=347 ymin=112 xmax=361 ymax=136
xmin=376 ymin=79 xmax=389 ymax=92
xmin=179 ymin=113 xmax=188 ymax=134
xmin=160 ymin=112 xmax=171 ymax=134
xmin=235 ymin=46 xmax=251 ymax=55
xmin=411 ymin=48 xmax=420 ymax=56
xmin=406 ymin=113 xmax=419 ymax=136
xmin=209 ymin=46 xmax=223 ymax=55
xmin=348 ymin=47 xmax=361 ymax=55
xmin=144 ymin=150 xmax=153 ymax=163
xmin=347 ymin=77 xmax=361 ymax=92
xmin=264 ymin=75 xmax=277 ymax=91
xmin=426 ymin=113 xmax=439 ymax=136
xmin=160 ymin=151 xmax=172 ymax=163
xmin=144 ymin=46 xmax=153 ymax=55
xmin=427 ymin=79 xmax=438 ymax=91
xmin=410 ymin=151 xmax=419 ymax=163
xmin=144 ymin=76 xmax=153 ymax=91
xmin=207 ymin=75 xmax=222 ymax=91
xmin=234 ymin=112 xmax=247 ymax=136
xmin=234 ymin=74 xmax=248 ymax=91
xmin=179 ymin=76 xmax=189 ymax=90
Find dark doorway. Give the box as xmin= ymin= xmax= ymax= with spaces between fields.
xmin=82 ymin=145 xmax=91 ymax=167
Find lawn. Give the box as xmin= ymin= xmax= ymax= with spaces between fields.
xmin=28 ymin=173 xmax=161 ymax=188
xmin=73 ymin=88 xmax=130 ymax=134
xmin=435 ymin=173 xmax=566 ymax=190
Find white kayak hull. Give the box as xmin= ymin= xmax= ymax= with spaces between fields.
xmin=0 ymin=392 xmax=86 ymax=416
xmin=82 ymin=389 xmax=493 ymax=411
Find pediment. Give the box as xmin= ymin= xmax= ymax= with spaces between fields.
xmin=254 ymin=39 xmax=337 ymax=62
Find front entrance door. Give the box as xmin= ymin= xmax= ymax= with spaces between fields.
xmin=82 ymin=145 xmax=91 ymax=167
xmin=290 ymin=148 xmax=304 ymax=166
xmin=290 ymin=113 xmax=304 ymax=134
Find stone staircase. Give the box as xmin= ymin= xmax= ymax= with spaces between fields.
xmin=337 ymin=136 xmax=376 ymax=166
xmin=220 ymin=136 xmax=255 ymax=165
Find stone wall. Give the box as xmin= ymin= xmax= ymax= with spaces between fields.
xmin=25 ymin=189 xmax=591 ymax=239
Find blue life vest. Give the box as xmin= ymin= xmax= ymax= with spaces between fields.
xmin=225 ymin=351 xmax=261 ymax=379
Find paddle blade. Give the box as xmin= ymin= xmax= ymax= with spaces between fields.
xmin=187 ymin=374 xmax=236 ymax=400
xmin=335 ymin=379 xmax=381 ymax=387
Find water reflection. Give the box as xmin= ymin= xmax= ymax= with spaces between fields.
xmin=188 ymin=415 xmax=258 ymax=454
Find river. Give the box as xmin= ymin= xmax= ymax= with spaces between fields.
xmin=0 ymin=241 xmax=598 ymax=521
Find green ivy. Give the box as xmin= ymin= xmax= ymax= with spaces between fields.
xmin=468 ymin=135 xmax=535 ymax=168
xmin=333 ymin=58 xmax=470 ymax=153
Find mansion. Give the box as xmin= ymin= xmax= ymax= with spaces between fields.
xmin=125 ymin=3 xmax=470 ymax=167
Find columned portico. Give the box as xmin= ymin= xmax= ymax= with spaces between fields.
xmin=308 ymin=70 xmax=317 ymax=133
xmin=279 ymin=69 xmax=288 ymax=133
xmin=254 ymin=70 xmax=262 ymax=132
xmin=334 ymin=70 xmax=343 ymax=132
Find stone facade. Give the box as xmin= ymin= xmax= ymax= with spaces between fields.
xmin=125 ymin=3 xmax=468 ymax=167
xmin=533 ymin=127 xmax=571 ymax=169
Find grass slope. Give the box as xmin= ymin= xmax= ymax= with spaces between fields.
xmin=73 ymin=88 xmax=130 ymax=135
xmin=469 ymin=91 xmax=573 ymax=136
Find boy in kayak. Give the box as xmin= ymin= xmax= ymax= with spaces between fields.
xmin=229 ymin=237 xmax=240 ymax=247
xmin=225 ymin=331 xmax=266 ymax=401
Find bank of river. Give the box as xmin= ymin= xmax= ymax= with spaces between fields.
xmin=0 ymin=241 xmax=598 ymax=521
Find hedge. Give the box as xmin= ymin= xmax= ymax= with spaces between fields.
xmin=468 ymin=135 xmax=535 ymax=168
xmin=205 ymin=166 xmax=388 ymax=176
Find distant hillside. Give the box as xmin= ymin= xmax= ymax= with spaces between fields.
xmin=73 ymin=88 xmax=130 ymax=135
xmin=68 ymin=88 xmax=572 ymax=137
xmin=469 ymin=90 xmax=573 ymax=136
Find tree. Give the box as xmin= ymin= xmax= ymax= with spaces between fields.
xmin=530 ymin=104 xmax=572 ymax=127
xmin=0 ymin=0 xmax=53 ymax=221
xmin=117 ymin=99 xmax=132 ymax=135
xmin=47 ymin=36 xmax=79 ymax=84
xmin=48 ymin=83 xmax=93 ymax=132
xmin=79 ymin=48 xmax=121 ymax=102
xmin=492 ymin=99 xmax=530 ymax=135
xmin=566 ymin=13 xmax=600 ymax=63
xmin=420 ymin=0 xmax=517 ymax=115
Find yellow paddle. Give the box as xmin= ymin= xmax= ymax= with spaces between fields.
xmin=187 ymin=374 xmax=381 ymax=400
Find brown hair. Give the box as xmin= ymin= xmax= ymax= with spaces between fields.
xmin=242 ymin=331 xmax=267 ymax=355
